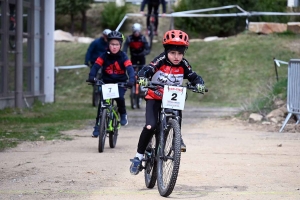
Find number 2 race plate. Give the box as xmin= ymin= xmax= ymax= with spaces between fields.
xmin=162 ymin=85 xmax=186 ymax=110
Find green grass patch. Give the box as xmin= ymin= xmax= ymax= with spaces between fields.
xmin=0 ymin=101 xmax=97 ymax=151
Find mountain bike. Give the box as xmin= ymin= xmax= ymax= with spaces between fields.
xmin=139 ymin=82 xmax=208 ymax=197
xmin=130 ymin=65 xmax=147 ymax=109
xmin=87 ymin=79 xmax=129 ymax=153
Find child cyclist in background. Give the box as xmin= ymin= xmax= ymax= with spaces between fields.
xmin=129 ymin=30 xmax=206 ymax=175
xmin=88 ymin=31 xmax=135 ymax=137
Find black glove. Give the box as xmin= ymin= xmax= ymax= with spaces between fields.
xmin=85 ymin=62 xmax=92 ymax=68
xmin=126 ymin=82 xmax=134 ymax=88
xmin=87 ymin=77 xmax=96 ymax=83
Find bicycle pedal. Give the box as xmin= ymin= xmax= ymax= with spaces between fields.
xmin=181 ymin=149 xmax=186 ymax=152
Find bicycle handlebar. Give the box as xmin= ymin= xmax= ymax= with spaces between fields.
xmin=86 ymin=79 xmax=130 ymax=88
xmin=144 ymin=82 xmax=208 ymax=94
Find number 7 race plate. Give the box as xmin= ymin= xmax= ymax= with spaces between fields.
xmin=102 ymin=84 xmax=119 ymax=100
xmin=162 ymin=85 xmax=186 ymax=110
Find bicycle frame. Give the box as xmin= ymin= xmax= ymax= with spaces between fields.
xmin=98 ymin=90 xmax=120 ymax=132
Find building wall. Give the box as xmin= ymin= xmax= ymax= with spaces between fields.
xmin=0 ymin=0 xmax=55 ymax=109
xmin=288 ymin=0 xmax=299 ymax=7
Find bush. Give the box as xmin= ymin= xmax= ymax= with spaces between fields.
xmin=101 ymin=3 xmax=128 ymax=30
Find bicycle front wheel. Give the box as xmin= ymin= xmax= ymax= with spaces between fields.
xmin=109 ymin=108 xmax=119 ymax=148
xmin=92 ymin=85 xmax=100 ymax=107
xmin=98 ymin=109 xmax=108 ymax=153
xmin=157 ymin=119 xmax=181 ymax=197
xmin=144 ymin=133 xmax=158 ymax=188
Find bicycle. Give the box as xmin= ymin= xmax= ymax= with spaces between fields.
xmin=136 ymin=82 xmax=208 ymax=197
xmin=87 ymin=79 xmax=129 ymax=153
xmin=130 ymin=65 xmax=147 ymax=109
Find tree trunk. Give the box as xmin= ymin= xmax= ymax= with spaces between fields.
xmin=81 ymin=10 xmax=87 ymax=35
xmin=70 ymin=13 xmax=74 ymax=35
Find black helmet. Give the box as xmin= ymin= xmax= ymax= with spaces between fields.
xmin=107 ymin=31 xmax=123 ymax=44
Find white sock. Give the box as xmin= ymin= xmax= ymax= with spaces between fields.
xmin=135 ymin=153 xmax=143 ymax=161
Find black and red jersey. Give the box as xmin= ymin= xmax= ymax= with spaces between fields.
xmin=89 ymin=51 xmax=135 ymax=84
xmin=138 ymin=52 xmax=205 ymax=100
xmin=122 ymin=35 xmax=150 ymax=57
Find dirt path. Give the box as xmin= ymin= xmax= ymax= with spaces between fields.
xmin=1 ymin=108 xmax=300 ymax=200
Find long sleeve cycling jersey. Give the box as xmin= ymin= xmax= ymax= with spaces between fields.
xmin=89 ymin=51 xmax=135 ymax=84
xmin=137 ymin=52 xmax=204 ymax=100
xmin=122 ymin=34 xmax=150 ymax=57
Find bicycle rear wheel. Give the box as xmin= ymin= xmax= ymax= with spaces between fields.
xmin=98 ymin=109 xmax=108 ymax=153
xmin=109 ymin=107 xmax=119 ymax=148
xmin=157 ymin=119 xmax=181 ymax=197
xmin=144 ymin=133 xmax=158 ymax=188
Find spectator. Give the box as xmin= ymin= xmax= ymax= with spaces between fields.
xmin=140 ymin=0 xmax=166 ymax=36
xmin=84 ymin=29 xmax=112 ymax=67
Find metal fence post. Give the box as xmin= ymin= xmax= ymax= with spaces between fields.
xmin=279 ymin=59 xmax=300 ymax=132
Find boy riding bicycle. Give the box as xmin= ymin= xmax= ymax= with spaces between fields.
xmin=122 ymin=23 xmax=150 ymax=66
xmin=88 ymin=31 xmax=135 ymax=137
xmin=129 ymin=30 xmax=206 ymax=175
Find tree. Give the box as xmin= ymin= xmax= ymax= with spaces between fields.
xmin=55 ymin=0 xmax=93 ymax=34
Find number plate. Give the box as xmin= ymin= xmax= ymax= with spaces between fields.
xmin=162 ymin=85 xmax=186 ymax=110
xmin=102 ymin=84 xmax=119 ymax=100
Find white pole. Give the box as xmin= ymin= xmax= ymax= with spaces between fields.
xmin=44 ymin=0 xmax=55 ymax=103
xmin=116 ymin=0 xmax=125 ymax=7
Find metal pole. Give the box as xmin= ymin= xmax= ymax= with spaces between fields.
xmin=115 ymin=15 xmax=128 ymax=31
xmin=15 ymin=0 xmax=23 ymax=108
xmin=273 ymin=58 xmax=279 ymax=82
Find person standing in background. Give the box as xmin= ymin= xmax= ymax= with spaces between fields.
xmin=140 ymin=0 xmax=166 ymax=36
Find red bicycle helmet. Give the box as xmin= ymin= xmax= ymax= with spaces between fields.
xmin=162 ymin=30 xmax=189 ymax=46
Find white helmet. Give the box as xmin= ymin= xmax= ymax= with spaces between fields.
xmin=103 ymin=29 xmax=112 ymax=36
xmin=132 ymin=23 xmax=142 ymax=33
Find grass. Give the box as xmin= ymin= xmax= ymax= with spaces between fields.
xmin=1 ymin=13 xmax=300 ymax=151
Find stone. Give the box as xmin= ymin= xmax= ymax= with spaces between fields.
xmin=287 ymin=22 xmax=300 ymax=34
xmin=75 ymin=36 xmax=94 ymax=44
xmin=54 ymin=30 xmax=75 ymax=42
xmin=266 ymin=109 xmax=285 ymax=119
xmin=278 ymin=104 xmax=288 ymax=114
xmin=248 ymin=22 xmax=287 ymax=34
xmin=249 ymin=113 xmax=263 ymax=123
xmin=274 ymin=99 xmax=285 ymax=108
